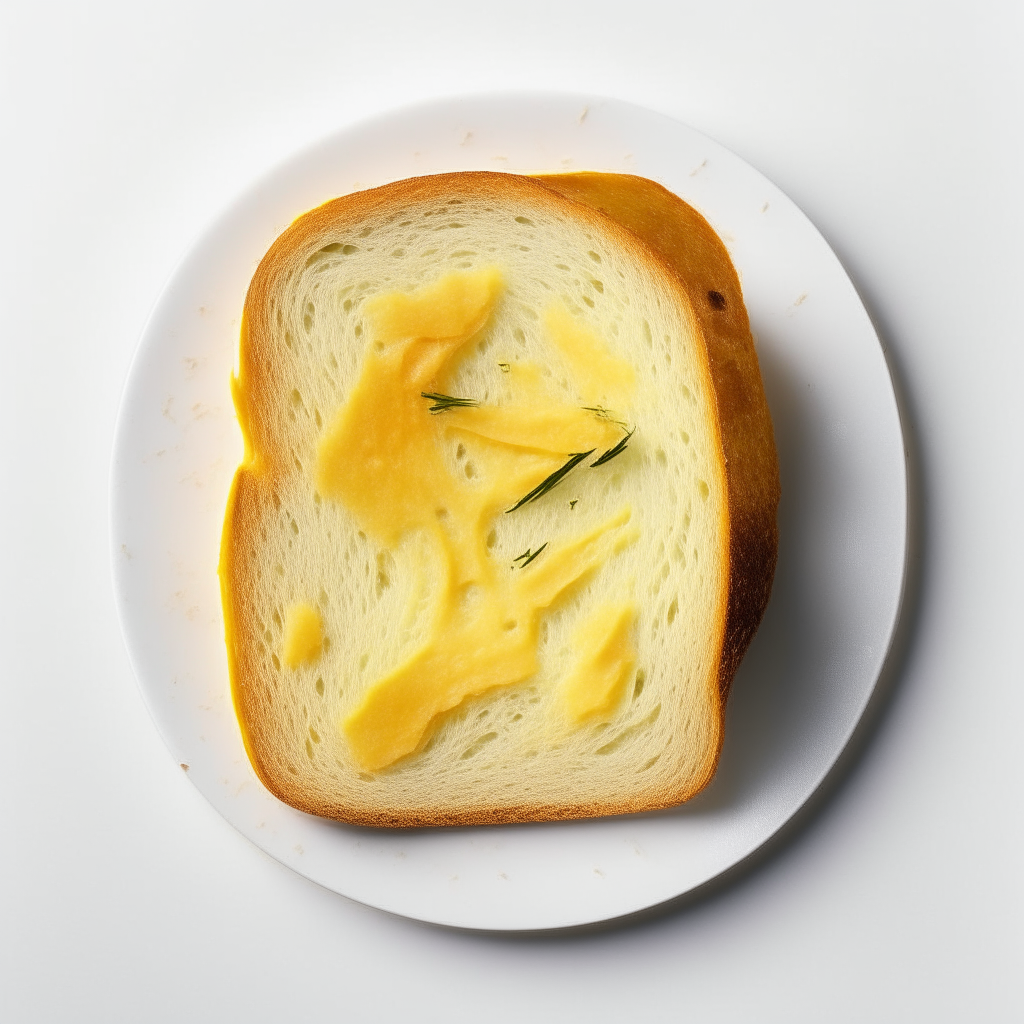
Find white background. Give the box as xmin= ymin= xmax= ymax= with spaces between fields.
xmin=1 ymin=1 xmax=1021 ymax=1020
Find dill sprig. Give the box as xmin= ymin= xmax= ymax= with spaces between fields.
xmin=420 ymin=391 xmax=480 ymax=413
xmin=506 ymin=450 xmax=595 ymax=513
xmin=512 ymin=543 xmax=548 ymax=568
xmin=583 ymin=405 xmax=629 ymax=429
xmin=591 ymin=428 xmax=635 ymax=467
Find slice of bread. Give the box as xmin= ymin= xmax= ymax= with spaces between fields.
xmin=220 ymin=171 xmax=779 ymax=826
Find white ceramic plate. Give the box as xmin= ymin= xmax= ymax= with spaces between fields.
xmin=111 ymin=93 xmax=907 ymax=931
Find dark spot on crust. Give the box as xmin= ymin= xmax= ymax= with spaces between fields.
xmin=708 ymin=290 xmax=727 ymax=311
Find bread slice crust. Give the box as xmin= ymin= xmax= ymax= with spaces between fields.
xmin=220 ymin=171 xmax=777 ymax=827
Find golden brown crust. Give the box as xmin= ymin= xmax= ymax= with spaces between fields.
xmin=221 ymin=171 xmax=775 ymax=827
xmin=538 ymin=173 xmax=780 ymax=700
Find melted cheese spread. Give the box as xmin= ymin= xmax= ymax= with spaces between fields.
xmin=282 ymin=603 xmax=323 ymax=668
xmin=315 ymin=268 xmax=639 ymax=771
xmin=560 ymin=602 xmax=637 ymax=721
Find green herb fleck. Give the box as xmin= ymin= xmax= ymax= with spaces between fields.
xmin=591 ymin=428 xmax=635 ymax=467
xmin=420 ymin=392 xmax=480 ymax=413
xmin=498 ymin=362 xmax=511 ymax=373
xmin=583 ymin=405 xmax=629 ymax=429
xmin=506 ymin=450 xmax=595 ymax=513
xmin=512 ymin=543 xmax=548 ymax=568
xmin=569 ymin=499 xmax=578 ymax=509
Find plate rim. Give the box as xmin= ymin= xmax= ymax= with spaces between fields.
xmin=110 ymin=90 xmax=909 ymax=930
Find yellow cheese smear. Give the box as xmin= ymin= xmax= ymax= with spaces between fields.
xmin=316 ymin=268 xmax=638 ymax=771
xmin=282 ymin=603 xmax=323 ymax=668
xmin=560 ymin=602 xmax=637 ymax=721
xmin=545 ymin=303 xmax=636 ymax=408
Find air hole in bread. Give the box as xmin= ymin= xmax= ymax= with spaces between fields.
xmin=514 ymin=216 xmax=535 ymax=226
xmin=587 ymin=250 xmax=602 ymax=263
xmin=667 ymin=598 xmax=678 ymax=625
xmin=486 ymin=528 xmax=497 ymax=548
xmin=697 ymin=480 xmax=709 ymax=500
xmin=271 ymin=654 xmax=281 ymax=671
xmin=375 ymin=552 xmax=392 ymax=597
xmin=464 ymin=461 xmax=477 ymax=479
xmin=461 ymin=732 xmax=498 ymax=759
xmin=315 ymin=677 xmax=325 ymax=696
xmin=582 ymin=296 xmax=595 ymax=308
xmin=589 ymin=279 xmax=604 ymax=293
xmin=633 ymin=670 xmax=646 ymax=700
xmin=595 ymin=704 xmax=662 ymax=755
